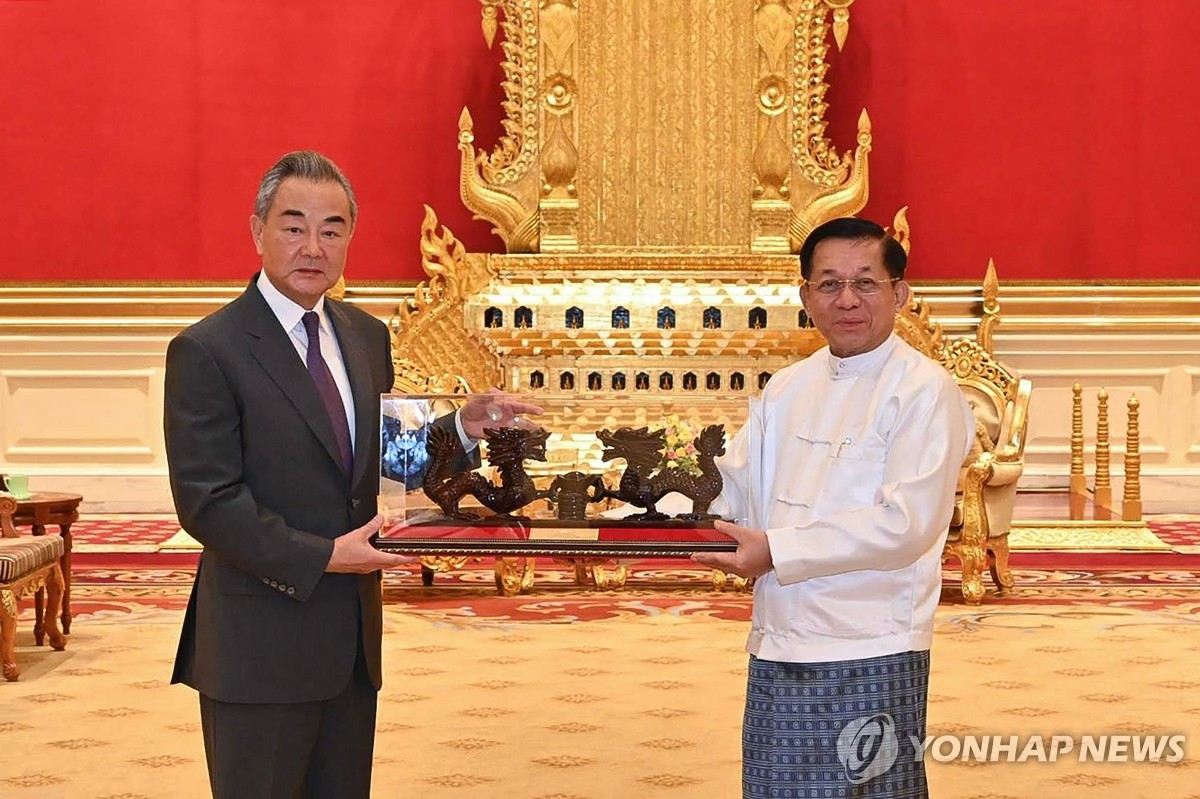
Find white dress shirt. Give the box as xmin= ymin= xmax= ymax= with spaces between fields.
xmin=714 ymin=334 xmax=974 ymax=663
xmin=256 ymin=272 xmax=356 ymax=453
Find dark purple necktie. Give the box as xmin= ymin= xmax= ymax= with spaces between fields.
xmin=302 ymin=311 xmax=353 ymax=475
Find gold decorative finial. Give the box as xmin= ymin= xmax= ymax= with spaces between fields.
xmin=857 ymin=107 xmax=873 ymax=144
xmin=826 ymin=0 xmax=855 ymax=51
xmin=1094 ymin=388 xmax=1111 ymax=520
xmin=1123 ymin=395 xmax=1142 ymax=521
xmin=890 ymin=206 xmax=910 ymax=255
xmin=1069 ymin=382 xmax=1085 ymax=520
xmin=458 ymin=107 xmax=475 ymax=142
xmin=976 ymin=259 xmax=1000 ymax=354
xmin=480 ymin=1 xmax=499 ymax=48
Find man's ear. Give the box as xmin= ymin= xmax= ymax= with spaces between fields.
xmin=249 ymin=215 xmax=264 ymax=256
xmin=893 ymin=279 xmax=911 ymax=310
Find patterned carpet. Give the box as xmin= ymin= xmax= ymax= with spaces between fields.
xmin=3 ymin=605 xmax=1200 ymax=798
xmin=60 ymin=514 xmax=1200 ymax=621
xmin=4 ymin=516 xmax=1200 ymax=797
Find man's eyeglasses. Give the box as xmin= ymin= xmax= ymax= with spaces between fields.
xmin=805 ymin=277 xmax=901 ymax=297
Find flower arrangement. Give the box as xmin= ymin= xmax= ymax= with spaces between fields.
xmin=659 ymin=413 xmax=702 ymax=475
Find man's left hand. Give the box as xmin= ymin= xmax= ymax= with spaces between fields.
xmin=692 ymin=520 xmax=773 ymax=579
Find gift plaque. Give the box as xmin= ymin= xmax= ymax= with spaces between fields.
xmin=375 ymin=393 xmax=742 ymax=557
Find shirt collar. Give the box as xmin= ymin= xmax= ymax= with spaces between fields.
xmin=256 ymin=271 xmax=328 ymax=335
xmin=825 ymin=333 xmax=897 ymax=380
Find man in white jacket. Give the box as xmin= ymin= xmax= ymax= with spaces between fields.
xmin=695 ymin=217 xmax=974 ymax=798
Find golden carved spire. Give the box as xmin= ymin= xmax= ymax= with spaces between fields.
xmin=1069 ymin=382 xmax=1085 ymax=519
xmin=1122 ymin=395 xmax=1142 ymax=521
xmin=1094 ymin=388 xmax=1112 ymax=520
xmin=389 ymin=206 xmax=501 ymax=393
xmin=890 ymin=207 xmax=911 ymax=255
xmin=976 ymin=259 xmax=1000 ymax=354
xmin=458 ymin=108 xmax=540 ymax=252
xmin=1095 ymin=389 xmax=1110 ymax=488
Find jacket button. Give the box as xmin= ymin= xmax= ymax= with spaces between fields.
xmin=262 ymin=577 xmax=270 ymax=585
xmin=287 ymin=587 xmax=296 ymax=596
xmin=350 ymin=499 xmax=362 ymax=510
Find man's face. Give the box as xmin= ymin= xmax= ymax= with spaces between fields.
xmin=799 ymin=237 xmax=909 ymax=358
xmin=250 ymin=178 xmax=353 ymax=309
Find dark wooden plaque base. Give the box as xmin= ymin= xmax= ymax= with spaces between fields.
xmin=374 ymin=517 xmax=736 ymax=558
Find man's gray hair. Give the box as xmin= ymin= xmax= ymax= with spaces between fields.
xmin=253 ymin=150 xmax=358 ymax=226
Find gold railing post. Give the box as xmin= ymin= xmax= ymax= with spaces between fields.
xmin=1122 ymin=395 xmax=1142 ymax=522
xmin=1069 ymin=382 xmax=1085 ymax=520
xmin=1093 ymin=388 xmax=1112 ymax=520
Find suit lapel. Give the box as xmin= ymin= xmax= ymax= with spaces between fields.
xmin=326 ymin=300 xmax=376 ymax=490
xmin=238 ymin=285 xmax=346 ymax=475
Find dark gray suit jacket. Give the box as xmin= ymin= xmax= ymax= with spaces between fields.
xmin=165 ymin=277 xmax=394 ymax=704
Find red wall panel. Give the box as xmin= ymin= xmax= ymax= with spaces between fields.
xmin=2 ymin=1 xmax=1198 ymax=282
xmin=825 ymin=0 xmax=1200 ymax=280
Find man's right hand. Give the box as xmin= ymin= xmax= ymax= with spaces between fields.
xmin=326 ymin=514 xmax=414 ymax=573
xmin=458 ymin=389 xmax=544 ymax=441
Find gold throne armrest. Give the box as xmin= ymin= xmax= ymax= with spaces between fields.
xmin=895 ymin=263 xmax=1030 ymax=604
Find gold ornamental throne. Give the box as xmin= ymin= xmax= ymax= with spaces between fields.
xmin=391 ymin=0 xmax=872 ymax=402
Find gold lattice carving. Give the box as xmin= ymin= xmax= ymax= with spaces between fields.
xmin=752 ymin=2 xmax=797 ymax=252
xmin=538 ymin=0 xmax=580 ymax=252
xmin=947 ymin=452 xmax=993 ymax=604
xmin=389 ymin=206 xmax=501 ymax=393
xmin=893 ymin=296 xmax=945 ymax=360
xmin=458 ymin=1 xmax=868 ymax=256
xmin=420 ymin=556 xmax=469 ymax=574
xmin=458 ymin=109 xmax=540 ymax=253
xmin=788 ymin=1 xmax=869 ymax=248
xmin=575 ymin=0 xmax=757 ymax=252
xmin=477 ymin=0 xmax=539 ymax=188
xmin=942 ymin=339 xmax=1019 ymax=399
xmin=458 ymin=1 xmax=542 ymax=252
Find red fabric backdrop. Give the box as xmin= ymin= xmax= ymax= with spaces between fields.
xmin=2 ymin=0 xmax=1198 ymax=282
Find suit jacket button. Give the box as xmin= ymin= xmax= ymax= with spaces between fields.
xmin=350 ymin=499 xmax=362 ymax=510
xmin=278 ymin=584 xmax=287 ymax=592
xmin=262 ymin=577 xmax=270 ymax=585
xmin=287 ymin=586 xmax=296 ymax=596
xmin=269 ymin=580 xmax=278 ymax=588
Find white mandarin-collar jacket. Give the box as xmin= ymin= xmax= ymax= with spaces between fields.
xmin=714 ymin=334 xmax=974 ymax=663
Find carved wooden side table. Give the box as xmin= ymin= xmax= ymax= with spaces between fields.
xmin=13 ymin=492 xmax=82 ymax=638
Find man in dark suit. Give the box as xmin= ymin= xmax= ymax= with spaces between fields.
xmin=164 ymin=150 xmax=411 ymax=798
